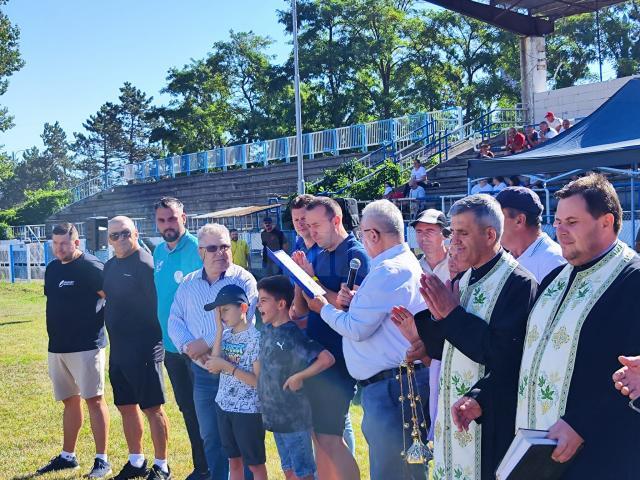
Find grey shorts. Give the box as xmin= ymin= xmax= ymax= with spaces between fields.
xmin=48 ymin=348 xmax=106 ymax=401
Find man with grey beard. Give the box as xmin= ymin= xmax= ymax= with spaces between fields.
xmin=153 ymin=197 xmax=208 ymax=480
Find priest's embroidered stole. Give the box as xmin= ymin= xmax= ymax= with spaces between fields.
xmin=516 ymin=241 xmax=635 ymax=430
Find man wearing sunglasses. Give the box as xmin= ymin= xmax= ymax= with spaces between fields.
xmin=103 ymin=216 xmax=171 ymax=480
xmin=168 ymin=223 xmax=258 ymax=480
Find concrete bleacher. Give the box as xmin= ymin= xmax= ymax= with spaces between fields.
xmin=48 ymin=153 xmax=356 ymax=229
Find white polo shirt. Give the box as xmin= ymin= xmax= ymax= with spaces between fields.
xmin=515 ymin=232 xmax=566 ymax=283
xmin=419 ymin=255 xmax=450 ymax=283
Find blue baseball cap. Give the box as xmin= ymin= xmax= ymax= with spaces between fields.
xmin=204 ymin=284 xmax=249 ymax=311
xmin=496 ymin=187 xmax=544 ymax=216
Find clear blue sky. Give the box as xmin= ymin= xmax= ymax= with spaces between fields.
xmin=1 ymin=0 xmax=290 ymax=155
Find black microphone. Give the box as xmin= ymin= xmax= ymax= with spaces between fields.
xmin=346 ymin=258 xmax=362 ymax=290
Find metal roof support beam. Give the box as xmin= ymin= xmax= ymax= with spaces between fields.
xmin=425 ymin=0 xmax=555 ymax=35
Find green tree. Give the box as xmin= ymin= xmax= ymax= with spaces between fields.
xmin=151 ymin=54 xmax=235 ymax=154
xmin=117 ymin=82 xmax=163 ymax=163
xmin=41 ymin=121 xmax=74 ymax=185
xmin=0 ymin=0 xmax=24 ymax=133
xmin=73 ymin=102 xmax=124 ymax=176
xmin=601 ymin=2 xmax=640 ymax=77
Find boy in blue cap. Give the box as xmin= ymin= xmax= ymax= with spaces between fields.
xmin=203 ymin=285 xmax=266 ymax=480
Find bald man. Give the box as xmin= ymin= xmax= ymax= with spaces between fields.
xmin=103 ymin=216 xmax=172 ymax=479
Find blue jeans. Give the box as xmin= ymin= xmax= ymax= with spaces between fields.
xmin=192 ymin=363 xmax=228 ymax=480
xmin=361 ymin=367 xmax=430 ymax=480
xmin=274 ymin=431 xmax=316 ymax=478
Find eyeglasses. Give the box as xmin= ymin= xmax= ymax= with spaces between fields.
xmin=363 ymin=228 xmax=380 ymax=235
xmin=109 ymin=230 xmax=132 ymax=241
xmin=630 ymin=398 xmax=640 ymax=414
xmin=199 ymin=244 xmax=231 ymax=254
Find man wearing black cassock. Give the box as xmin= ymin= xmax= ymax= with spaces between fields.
xmin=411 ymin=194 xmax=537 ymax=480
xmin=455 ymin=174 xmax=640 ymax=479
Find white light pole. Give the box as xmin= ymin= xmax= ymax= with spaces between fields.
xmin=292 ymin=0 xmax=305 ymax=194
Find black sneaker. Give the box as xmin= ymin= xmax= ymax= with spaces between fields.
xmin=113 ymin=460 xmax=149 ymax=480
xmin=36 ymin=455 xmax=80 ymax=475
xmin=146 ymin=464 xmax=171 ymax=480
xmin=87 ymin=457 xmax=113 ymax=478
xmin=185 ymin=470 xmax=210 ymax=480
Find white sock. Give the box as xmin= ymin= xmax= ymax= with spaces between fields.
xmin=129 ymin=453 xmax=145 ymax=468
xmin=61 ymin=450 xmax=76 ymax=461
xmin=154 ymin=459 xmax=169 ymax=473
xmin=95 ymin=453 xmax=108 ymax=462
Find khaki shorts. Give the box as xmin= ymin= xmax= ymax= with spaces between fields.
xmin=48 ymin=348 xmax=106 ymax=401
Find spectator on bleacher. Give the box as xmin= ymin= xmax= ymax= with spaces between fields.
xmin=153 ymin=197 xmax=208 ymax=480
xmin=383 ymin=182 xmax=394 ymax=199
xmin=506 ymin=127 xmax=526 ymax=154
xmin=37 ymin=222 xmax=111 ymax=478
xmin=539 ymin=121 xmax=558 ymax=142
xmin=261 ymin=217 xmax=288 ymax=276
xmin=404 ymin=159 xmax=428 ymax=196
xmin=470 ymin=178 xmax=494 ymax=194
xmin=495 ymin=187 xmax=566 ymax=282
xmin=507 ymin=176 xmax=522 ymax=187
xmin=169 ymin=223 xmax=258 ymax=480
xmin=476 ymin=143 xmax=495 ymax=159
xmin=544 ymin=111 xmax=563 ymax=133
xmin=559 ymin=118 xmax=572 ymax=133
xmin=408 ymin=180 xmax=427 ymax=219
xmin=525 ymin=125 xmax=540 ymax=149
xmin=492 ymin=176 xmax=508 ymax=193
xmin=230 ymin=229 xmax=250 ymax=270
xmin=104 ymin=216 xmax=171 ymax=479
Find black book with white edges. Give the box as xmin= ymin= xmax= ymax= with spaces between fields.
xmin=496 ymin=429 xmax=573 ymax=480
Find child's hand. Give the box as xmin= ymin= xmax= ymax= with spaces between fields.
xmin=283 ymin=373 xmax=304 ymax=392
xmin=205 ymin=356 xmax=228 ymax=374
xmin=215 ymin=307 xmax=223 ymax=326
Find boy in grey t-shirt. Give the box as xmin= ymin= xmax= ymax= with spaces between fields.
xmin=203 ymin=285 xmax=266 ymax=479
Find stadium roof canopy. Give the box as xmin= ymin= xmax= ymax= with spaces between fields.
xmin=423 ymin=0 xmax=629 ymax=35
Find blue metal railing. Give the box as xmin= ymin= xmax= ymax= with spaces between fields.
xmin=69 ymin=109 xmax=463 ymax=205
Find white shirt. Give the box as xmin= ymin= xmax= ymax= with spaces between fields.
xmin=546 ymin=117 xmax=562 ymax=131
xmin=383 ymin=185 xmax=393 ymax=196
xmin=471 ymin=183 xmax=494 ymax=194
xmin=493 ymin=182 xmax=507 ymax=193
xmin=320 ymin=243 xmax=426 ymax=380
xmin=419 ymin=255 xmax=450 ymax=283
xmin=543 ymin=128 xmax=558 ymax=140
xmin=515 ymin=232 xmax=566 ymax=283
xmin=410 ymin=166 xmax=427 ymax=181
xmin=409 ymin=185 xmax=426 ymax=199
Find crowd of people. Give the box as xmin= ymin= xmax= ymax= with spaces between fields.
xmin=476 ymin=111 xmax=573 ymax=160
xmin=36 ymin=172 xmax=639 ymax=480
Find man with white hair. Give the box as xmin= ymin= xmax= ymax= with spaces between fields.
xmin=414 ymin=194 xmax=537 ymax=480
xmin=103 ymin=216 xmax=171 ymax=479
xmin=168 ymin=223 xmax=257 ymax=480
xmin=306 ymin=199 xmax=430 ymax=480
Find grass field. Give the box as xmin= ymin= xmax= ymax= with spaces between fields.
xmin=0 ymin=282 xmax=370 ymax=479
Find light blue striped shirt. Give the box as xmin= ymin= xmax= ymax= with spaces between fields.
xmin=168 ymin=264 xmax=258 ymax=354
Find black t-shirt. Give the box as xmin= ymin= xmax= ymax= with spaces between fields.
xmin=103 ymin=249 xmax=162 ymax=363
xmin=44 ymin=252 xmax=107 ymax=353
xmin=258 ymin=322 xmax=324 ymax=433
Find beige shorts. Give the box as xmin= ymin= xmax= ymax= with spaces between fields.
xmin=48 ymin=348 xmax=106 ymax=401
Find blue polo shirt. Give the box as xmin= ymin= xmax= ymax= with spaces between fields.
xmin=294 ymin=235 xmax=321 ymax=265
xmin=307 ymin=233 xmax=370 ymax=361
xmin=153 ymin=231 xmax=202 ymax=352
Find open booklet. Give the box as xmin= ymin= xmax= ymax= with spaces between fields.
xmin=267 ymin=248 xmax=326 ymax=298
xmin=496 ymin=428 xmax=573 ymax=480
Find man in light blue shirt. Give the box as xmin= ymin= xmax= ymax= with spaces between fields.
xmin=153 ymin=197 xmax=207 ymax=480
xmin=168 ymin=223 xmax=257 ymax=480
xmin=307 ymin=199 xmax=430 ymax=480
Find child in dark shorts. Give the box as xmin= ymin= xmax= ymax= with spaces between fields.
xmin=256 ymin=276 xmax=335 ymax=480
xmin=204 ymin=284 xmax=266 ymax=480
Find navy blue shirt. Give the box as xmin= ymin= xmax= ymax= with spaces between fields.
xmin=307 ymin=233 xmax=370 ymax=361
xmin=294 ymin=236 xmax=321 ymax=267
